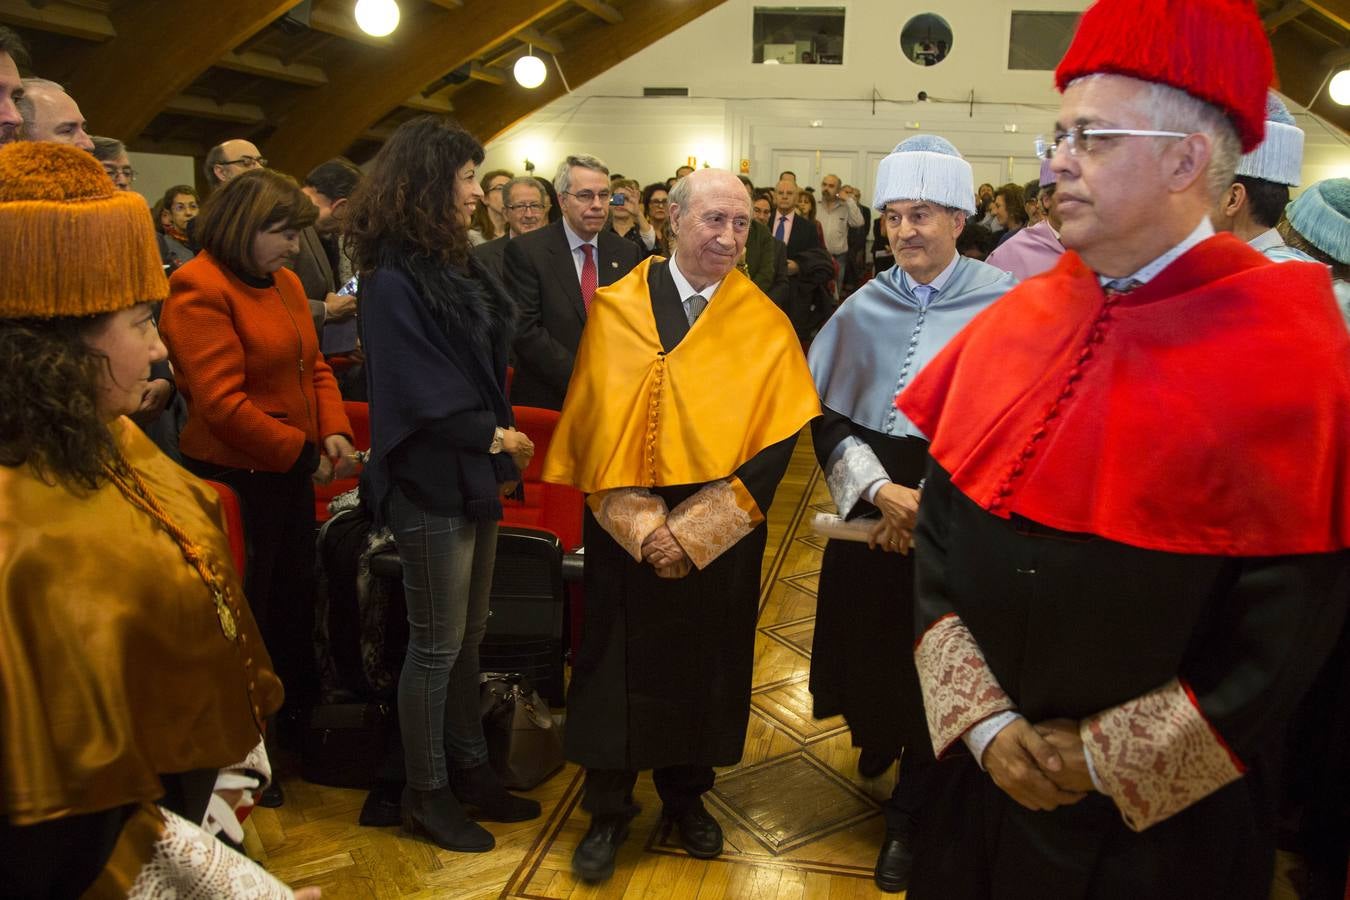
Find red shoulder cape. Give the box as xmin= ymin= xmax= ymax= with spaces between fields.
xmin=897 ymin=234 xmax=1350 ymax=555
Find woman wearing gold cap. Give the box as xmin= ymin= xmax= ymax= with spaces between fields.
xmin=0 ymin=143 xmax=317 ymax=896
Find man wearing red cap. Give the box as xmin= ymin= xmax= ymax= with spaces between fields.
xmin=896 ymin=1 xmax=1350 ymax=897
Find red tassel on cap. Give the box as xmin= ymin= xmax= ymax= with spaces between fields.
xmin=1055 ymin=0 xmax=1272 ymax=152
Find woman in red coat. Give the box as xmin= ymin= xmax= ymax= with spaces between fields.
xmin=161 ymin=169 xmax=354 ymax=759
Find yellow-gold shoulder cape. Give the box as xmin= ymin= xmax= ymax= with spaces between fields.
xmin=542 ymin=257 xmax=820 ymax=493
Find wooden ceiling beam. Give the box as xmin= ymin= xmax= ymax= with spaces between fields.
xmin=1303 ymin=0 xmax=1350 ymax=30
xmin=217 ymin=49 xmax=329 ymax=86
xmin=59 ymin=0 xmax=294 ymax=139
xmin=1263 ymin=0 xmax=1308 ymax=30
xmin=425 ymin=0 xmax=464 ymax=8
xmin=467 ymin=62 xmax=506 ymax=84
xmin=0 ymin=0 xmax=115 ymax=40
xmin=569 ymin=0 xmax=622 ymax=25
xmin=454 ymin=0 xmax=725 ymax=143
xmin=402 ymin=92 xmax=454 ymax=113
xmin=265 ymin=0 xmax=568 ymax=175
xmin=513 ymin=25 xmax=562 ymax=54
xmin=163 ymin=93 xmax=267 ymax=125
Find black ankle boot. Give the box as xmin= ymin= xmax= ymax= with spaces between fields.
xmin=451 ymin=763 xmax=542 ymax=822
xmin=401 ymin=785 xmax=494 ymax=852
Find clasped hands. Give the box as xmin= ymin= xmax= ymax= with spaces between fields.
xmin=981 ymin=717 xmax=1095 ymax=812
xmin=641 ymin=524 xmax=691 ymax=579
xmin=867 ymin=483 xmax=920 ymax=555
xmin=313 ymin=434 xmax=358 ymax=485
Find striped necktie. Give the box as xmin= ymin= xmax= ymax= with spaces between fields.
xmin=685 ymin=293 xmax=707 ymax=326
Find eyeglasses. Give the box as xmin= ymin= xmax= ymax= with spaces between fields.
xmin=171 ymin=201 xmax=199 ymax=213
xmin=220 ymin=155 xmax=267 ymax=169
xmin=506 ymin=202 xmax=545 ymax=212
xmin=563 ymin=189 xmax=612 ymax=205
xmin=102 ymin=165 xmax=135 ymax=182
xmin=647 ymin=198 xmax=668 ymax=206
xmin=1034 ymin=125 xmax=1189 ymax=160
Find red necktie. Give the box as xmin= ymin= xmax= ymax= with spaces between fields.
xmin=581 ymin=244 xmax=597 ymax=311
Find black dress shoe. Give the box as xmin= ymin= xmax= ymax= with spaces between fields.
xmin=857 ymin=749 xmax=894 ymax=779
xmin=571 ymin=812 xmax=636 ymax=882
xmin=874 ymin=835 xmax=914 ymax=893
xmin=666 ymin=802 xmax=723 ymax=859
xmin=257 ymin=781 xmax=285 ymax=809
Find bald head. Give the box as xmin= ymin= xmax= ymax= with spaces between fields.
xmin=668 ymin=169 xmax=752 ymax=291
xmin=206 ymin=138 xmax=265 ymax=186
xmin=18 ymin=79 xmax=92 ymax=151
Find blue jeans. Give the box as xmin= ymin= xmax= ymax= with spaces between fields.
xmin=387 ymin=486 xmax=497 ymax=790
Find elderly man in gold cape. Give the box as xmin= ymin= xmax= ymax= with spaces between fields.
xmin=544 ymin=168 xmax=819 ymax=882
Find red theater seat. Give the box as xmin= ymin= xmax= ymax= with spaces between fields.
xmin=501 ymin=405 xmax=583 ymax=552
xmin=204 ymin=479 xmax=247 ymax=578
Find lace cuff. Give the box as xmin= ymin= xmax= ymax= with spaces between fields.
xmin=825 ymin=437 xmax=890 ymax=518
xmin=1081 ymin=678 xmax=1245 ymax=832
xmin=665 ymin=478 xmax=762 ymax=569
xmin=914 ymin=613 xmax=1015 ymax=758
xmin=588 ymin=488 xmax=668 ymax=561
xmin=127 ymin=805 xmax=295 ymax=898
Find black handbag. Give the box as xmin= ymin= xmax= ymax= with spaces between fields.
xmin=300 ymin=701 xmax=393 ymax=789
xmin=480 ymin=673 xmax=564 ymax=790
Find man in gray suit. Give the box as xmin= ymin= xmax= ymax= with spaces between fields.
xmin=504 ymin=154 xmax=641 ymax=409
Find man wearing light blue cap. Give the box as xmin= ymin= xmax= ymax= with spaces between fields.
xmin=806 ymin=134 xmax=1015 ymax=893
xmin=1212 ymin=90 xmax=1314 ymax=263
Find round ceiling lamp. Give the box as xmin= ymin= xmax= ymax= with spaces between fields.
xmin=515 ymin=50 xmax=547 ymax=89
xmin=355 ymin=0 xmax=400 ymax=37
xmin=1330 ymin=69 xmax=1350 ymax=106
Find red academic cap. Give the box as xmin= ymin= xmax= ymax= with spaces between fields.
xmin=1055 ymin=0 xmax=1272 ymax=153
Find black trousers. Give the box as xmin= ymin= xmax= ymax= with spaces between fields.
xmin=582 ymin=765 xmax=715 ymax=818
xmin=183 ymin=457 xmax=320 ymax=709
xmin=882 ymin=752 xmax=936 ymax=837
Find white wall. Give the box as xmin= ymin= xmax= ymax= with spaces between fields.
xmin=483 ymin=0 xmax=1350 ymax=197
xmin=130 ymin=150 xmax=196 ymax=210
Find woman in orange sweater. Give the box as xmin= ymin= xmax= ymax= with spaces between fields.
xmin=161 ymin=169 xmax=354 ymax=752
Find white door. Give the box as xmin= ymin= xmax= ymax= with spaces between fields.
xmin=771 ymin=150 xmax=816 ymax=187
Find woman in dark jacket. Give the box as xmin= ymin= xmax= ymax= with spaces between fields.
xmin=346 ymin=115 xmax=540 ymax=852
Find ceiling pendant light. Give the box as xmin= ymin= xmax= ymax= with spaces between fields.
xmin=354 ymin=0 xmax=400 ymax=37
xmin=515 ymin=47 xmax=547 ymax=89
xmin=1330 ymin=69 xmax=1350 ymax=106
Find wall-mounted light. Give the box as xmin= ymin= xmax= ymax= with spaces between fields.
xmin=355 ymin=0 xmax=400 ymax=37
xmin=1330 ymin=69 xmax=1350 ymax=106
xmin=515 ymin=48 xmax=547 ymax=89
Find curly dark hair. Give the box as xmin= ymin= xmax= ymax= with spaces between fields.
xmin=346 ymin=116 xmax=484 ymax=272
xmin=0 ymin=315 xmax=118 ymax=489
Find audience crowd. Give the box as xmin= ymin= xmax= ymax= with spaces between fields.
xmin=1 ymin=0 xmax=1350 ymax=896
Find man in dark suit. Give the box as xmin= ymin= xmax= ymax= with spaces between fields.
xmin=473 ymin=176 xmax=549 ymax=285
xmin=505 ymin=154 xmax=641 ymax=409
xmin=768 ymin=177 xmax=828 ymax=338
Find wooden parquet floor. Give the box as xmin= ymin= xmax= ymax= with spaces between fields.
xmin=245 ymin=434 xmax=904 ymax=898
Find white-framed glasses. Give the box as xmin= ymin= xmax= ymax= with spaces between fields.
xmin=1034 ymin=125 xmax=1189 ymax=160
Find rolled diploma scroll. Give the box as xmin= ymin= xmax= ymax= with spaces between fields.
xmin=811 ymin=512 xmax=878 ymax=543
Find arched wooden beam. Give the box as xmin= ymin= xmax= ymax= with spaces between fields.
xmin=265 ymin=0 xmax=567 ymax=177
xmin=60 ymin=0 xmax=295 ymax=140
xmin=451 ymin=0 xmax=727 ymax=143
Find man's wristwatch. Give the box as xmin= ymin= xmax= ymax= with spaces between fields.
xmin=489 ymin=427 xmax=506 ymax=454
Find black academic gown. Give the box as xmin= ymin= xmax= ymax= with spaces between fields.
xmin=907 ymin=463 xmax=1350 ymax=900
xmin=562 ymin=263 xmax=798 ymax=771
xmin=808 ymin=413 xmax=931 ymax=757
